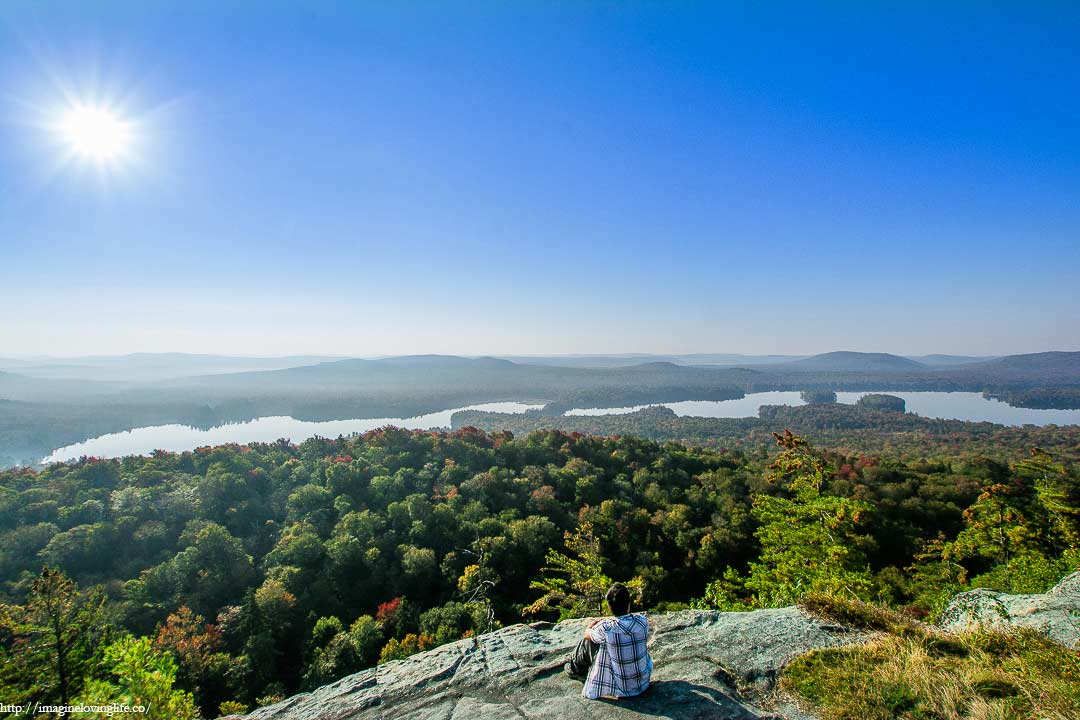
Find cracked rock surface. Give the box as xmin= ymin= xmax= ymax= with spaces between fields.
xmin=223 ymin=608 xmax=869 ymax=720
xmin=938 ymin=570 xmax=1080 ymax=649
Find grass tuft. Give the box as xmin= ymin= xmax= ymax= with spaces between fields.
xmin=785 ymin=596 xmax=1080 ymax=720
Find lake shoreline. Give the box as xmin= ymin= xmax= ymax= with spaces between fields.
xmin=39 ymin=391 xmax=1080 ymax=464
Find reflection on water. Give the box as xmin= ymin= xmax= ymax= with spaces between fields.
xmin=566 ymin=391 xmax=1080 ymax=427
xmin=43 ymin=402 xmax=543 ymax=463
xmin=43 ymin=392 xmax=1080 ymax=464
xmin=565 ymin=391 xmax=807 ymax=417
xmin=833 ymin=391 xmax=1080 ymax=426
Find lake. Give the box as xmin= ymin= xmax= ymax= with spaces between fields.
xmin=42 ymin=401 xmax=544 ymax=464
xmin=565 ymin=391 xmax=1080 ymax=426
xmin=42 ymin=391 xmax=1080 ymax=464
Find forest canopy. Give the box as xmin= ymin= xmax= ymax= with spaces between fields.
xmin=0 ymin=426 xmax=1077 ymax=716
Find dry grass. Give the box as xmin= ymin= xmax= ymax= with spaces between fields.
xmin=786 ymin=596 xmax=1080 ymax=720
xmin=798 ymin=592 xmax=926 ymax=636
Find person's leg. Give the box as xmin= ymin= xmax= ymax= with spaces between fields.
xmin=566 ymin=635 xmax=600 ymax=678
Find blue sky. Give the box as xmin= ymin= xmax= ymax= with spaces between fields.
xmin=1 ymin=1 xmax=1078 ymax=357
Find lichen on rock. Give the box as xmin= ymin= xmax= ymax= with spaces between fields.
xmin=938 ymin=570 xmax=1080 ymax=649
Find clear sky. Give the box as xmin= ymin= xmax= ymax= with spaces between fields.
xmin=1 ymin=1 xmax=1078 ymax=357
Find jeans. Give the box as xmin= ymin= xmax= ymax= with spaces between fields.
xmin=568 ymin=634 xmax=600 ymax=677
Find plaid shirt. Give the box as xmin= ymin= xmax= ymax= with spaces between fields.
xmin=582 ymin=613 xmax=652 ymax=700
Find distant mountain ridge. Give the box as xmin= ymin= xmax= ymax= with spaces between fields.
xmin=501 ymin=352 xmax=1006 ymax=370
xmin=3 ymin=350 xmax=1080 ymax=468
xmin=968 ymin=351 xmax=1080 ymax=372
xmin=496 ymin=353 xmax=807 ymax=368
xmin=906 ymin=354 xmax=996 ymax=367
xmin=952 ymin=351 xmax=1080 ymax=384
xmin=0 ymin=353 xmax=343 ymax=382
xmin=778 ymin=351 xmax=928 ymax=373
xmin=164 ymin=355 xmax=768 ymax=396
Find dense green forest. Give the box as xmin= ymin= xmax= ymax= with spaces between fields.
xmin=1 ymin=425 xmax=1077 ymax=717
xmin=985 ymin=388 xmax=1080 ymax=410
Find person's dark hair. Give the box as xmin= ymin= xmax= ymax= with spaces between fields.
xmin=605 ymin=583 xmax=631 ymax=616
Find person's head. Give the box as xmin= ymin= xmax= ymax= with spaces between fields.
xmin=605 ymin=583 xmax=631 ymax=616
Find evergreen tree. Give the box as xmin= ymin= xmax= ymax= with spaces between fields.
xmin=0 ymin=567 xmax=113 ymax=706
xmin=523 ymin=521 xmax=643 ymax=620
xmin=944 ymin=478 xmax=1040 ymax=568
xmin=79 ymin=636 xmax=197 ymax=720
xmin=701 ymin=432 xmax=874 ymax=608
xmin=942 ymin=448 xmax=1080 ymax=594
xmin=1018 ymin=448 xmax=1080 ymax=551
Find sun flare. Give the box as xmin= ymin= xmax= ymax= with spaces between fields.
xmin=57 ymin=105 xmax=133 ymax=161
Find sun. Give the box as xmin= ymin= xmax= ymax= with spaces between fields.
xmin=57 ymin=105 xmax=134 ymax=162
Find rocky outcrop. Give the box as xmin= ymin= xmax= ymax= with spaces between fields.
xmin=224 ymin=608 xmax=870 ymax=720
xmin=938 ymin=571 xmax=1080 ymax=648
xmin=222 ymin=574 xmax=1080 ymax=720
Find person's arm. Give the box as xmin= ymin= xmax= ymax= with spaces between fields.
xmin=586 ymin=617 xmax=608 ymax=643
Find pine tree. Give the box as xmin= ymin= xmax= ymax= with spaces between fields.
xmin=1017 ymin=448 xmax=1080 ymax=552
xmin=79 ymin=636 xmax=198 ymax=720
xmin=523 ymin=521 xmax=642 ymax=620
xmin=701 ymin=432 xmax=875 ymax=609
xmin=0 ymin=567 xmax=113 ymax=706
xmin=942 ymin=448 xmax=1080 ymax=594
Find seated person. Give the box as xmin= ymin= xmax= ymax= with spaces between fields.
xmin=565 ymin=583 xmax=652 ymax=700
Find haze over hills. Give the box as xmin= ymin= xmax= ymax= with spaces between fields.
xmin=0 ymin=368 xmax=126 ymax=400
xmin=0 ymin=351 xmax=1024 ymax=384
xmin=968 ymin=352 xmax=1080 ymax=373
xmin=777 ymin=352 xmax=928 ymax=373
xmin=2 ymin=350 xmax=1079 ymax=468
xmin=2 ymin=351 xmax=1079 ymax=403
xmin=0 ymin=351 xmax=1003 ymax=380
xmin=497 ymin=353 xmax=810 ymax=368
xmin=154 ymin=355 xmax=767 ymax=406
xmin=499 ymin=353 xmax=999 ymax=369
xmin=908 ymin=354 xmax=995 ymax=367
xmin=0 ymin=353 xmax=342 ymax=382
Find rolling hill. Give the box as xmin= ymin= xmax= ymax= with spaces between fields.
xmin=778 ymin=351 xmax=928 ymax=373
xmin=498 ymin=353 xmax=806 ymax=368
xmin=966 ymin=351 xmax=1080 ymax=374
xmin=4 ymin=351 xmax=1080 ymax=469
xmin=0 ymin=352 xmax=342 ymax=382
xmin=906 ymin=354 xmax=996 ymax=367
